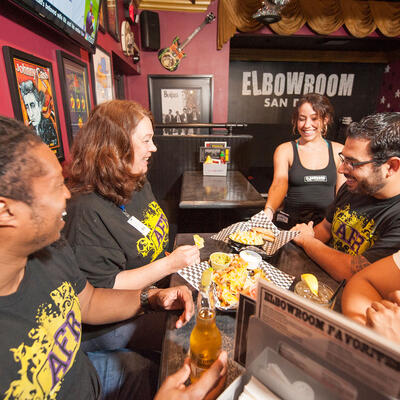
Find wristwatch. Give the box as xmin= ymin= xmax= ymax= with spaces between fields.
xmin=140 ymin=285 xmax=157 ymax=311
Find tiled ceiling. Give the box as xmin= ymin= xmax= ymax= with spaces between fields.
xmin=137 ymin=0 xmax=214 ymax=12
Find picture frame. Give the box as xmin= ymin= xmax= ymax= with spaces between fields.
xmin=148 ymin=75 xmax=213 ymax=135
xmin=90 ymin=45 xmax=114 ymax=105
xmin=106 ymin=0 xmax=120 ymax=42
xmin=2 ymin=46 xmax=65 ymax=160
xmin=56 ymin=50 xmax=92 ymax=145
xmin=98 ymin=0 xmax=107 ymax=33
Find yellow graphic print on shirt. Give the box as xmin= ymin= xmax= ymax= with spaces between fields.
xmin=331 ymin=204 xmax=377 ymax=256
xmin=137 ymin=201 xmax=169 ymax=261
xmin=4 ymin=282 xmax=81 ymax=400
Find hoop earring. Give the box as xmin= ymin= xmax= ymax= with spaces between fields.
xmin=321 ymin=124 xmax=327 ymax=136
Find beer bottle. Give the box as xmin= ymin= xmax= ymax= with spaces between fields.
xmin=190 ymin=269 xmax=222 ymax=383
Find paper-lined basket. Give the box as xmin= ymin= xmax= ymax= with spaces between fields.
xmin=211 ymin=211 xmax=299 ymax=256
xmin=178 ymin=259 xmax=295 ymax=311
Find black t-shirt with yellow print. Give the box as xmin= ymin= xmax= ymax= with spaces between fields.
xmin=0 ymin=241 xmax=100 ymax=399
xmin=64 ymin=180 xmax=169 ymax=289
xmin=326 ymin=184 xmax=400 ymax=263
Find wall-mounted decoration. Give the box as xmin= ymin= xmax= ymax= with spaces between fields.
xmin=158 ymin=12 xmax=215 ymax=72
xmin=2 ymin=46 xmax=64 ymax=160
xmin=98 ymin=0 xmax=107 ymax=33
xmin=228 ymin=60 xmax=385 ymax=125
xmin=148 ymin=75 xmax=213 ymax=135
xmin=107 ymin=0 xmax=120 ymax=41
xmin=121 ymin=20 xmax=140 ymax=63
xmin=90 ymin=46 xmax=114 ymax=105
xmin=56 ymin=51 xmax=92 ymax=145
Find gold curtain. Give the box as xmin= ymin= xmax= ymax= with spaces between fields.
xmin=217 ymin=0 xmax=400 ymax=49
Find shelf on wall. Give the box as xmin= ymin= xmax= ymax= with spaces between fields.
xmin=112 ymin=51 xmax=140 ymax=76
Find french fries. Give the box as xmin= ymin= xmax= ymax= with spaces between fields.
xmin=229 ymin=230 xmax=264 ymax=246
xmin=193 ymin=234 xmax=204 ymax=249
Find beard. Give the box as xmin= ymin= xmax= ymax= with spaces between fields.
xmin=346 ymin=168 xmax=386 ymax=196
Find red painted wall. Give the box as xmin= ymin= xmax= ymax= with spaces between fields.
xmin=0 ymin=0 xmax=133 ymax=161
xmin=1 ymin=0 xmax=397 ymax=163
xmin=127 ymin=1 xmax=230 ymax=123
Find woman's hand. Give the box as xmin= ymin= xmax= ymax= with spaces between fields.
xmin=263 ymin=206 xmax=274 ymax=220
xmin=148 ymin=285 xmax=195 ymax=328
xmin=167 ymin=245 xmax=200 ymax=273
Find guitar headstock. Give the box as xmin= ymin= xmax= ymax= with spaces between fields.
xmin=206 ymin=12 xmax=215 ymax=24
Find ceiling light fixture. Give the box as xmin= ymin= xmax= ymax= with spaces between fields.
xmin=252 ymin=0 xmax=290 ymax=24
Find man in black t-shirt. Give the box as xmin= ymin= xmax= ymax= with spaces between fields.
xmin=292 ymin=113 xmax=400 ymax=282
xmin=0 ymin=117 xmax=227 ymax=399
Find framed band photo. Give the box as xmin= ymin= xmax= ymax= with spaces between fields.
xmin=90 ymin=45 xmax=114 ymax=105
xmin=2 ymin=46 xmax=65 ymax=160
xmin=56 ymin=50 xmax=92 ymax=145
xmin=148 ymin=75 xmax=213 ymax=135
xmin=106 ymin=0 xmax=120 ymax=41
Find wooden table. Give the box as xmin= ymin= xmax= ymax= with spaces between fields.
xmin=179 ymin=171 xmax=265 ymax=209
xmin=160 ymin=233 xmax=343 ymax=387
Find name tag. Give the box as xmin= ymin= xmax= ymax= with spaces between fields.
xmin=127 ymin=216 xmax=151 ymax=236
xmin=304 ymin=175 xmax=327 ymax=183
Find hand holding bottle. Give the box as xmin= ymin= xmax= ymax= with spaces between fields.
xmin=154 ymin=351 xmax=227 ymax=400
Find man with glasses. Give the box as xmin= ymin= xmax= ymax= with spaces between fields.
xmin=292 ymin=113 xmax=400 ymax=281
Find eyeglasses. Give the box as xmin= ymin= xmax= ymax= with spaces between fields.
xmin=338 ymin=152 xmax=376 ymax=169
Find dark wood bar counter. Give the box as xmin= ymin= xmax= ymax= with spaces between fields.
xmin=179 ymin=171 xmax=265 ymax=209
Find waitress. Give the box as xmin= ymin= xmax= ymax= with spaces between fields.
xmin=264 ymin=93 xmax=345 ymax=229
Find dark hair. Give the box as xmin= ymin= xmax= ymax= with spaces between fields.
xmin=67 ymin=100 xmax=154 ymax=205
xmin=346 ymin=112 xmax=400 ymax=162
xmin=19 ymin=80 xmax=44 ymax=106
xmin=0 ymin=116 xmax=44 ymax=205
xmin=292 ymin=93 xmax=334 ymax=136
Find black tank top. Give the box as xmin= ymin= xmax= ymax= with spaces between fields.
xmin=284 ymin=140 xmax=337 ymax=222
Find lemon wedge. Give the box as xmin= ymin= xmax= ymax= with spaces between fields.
xmin=201 ymin=268 xmax=213 ymax=289
xmin=301 ymin=274 xmax=319 ymax=297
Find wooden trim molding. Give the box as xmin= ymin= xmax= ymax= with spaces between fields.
xmin=230 ymin=48 xmax=396 ymax=63
xmin=137 ymin=0 xmax=214 ymax=13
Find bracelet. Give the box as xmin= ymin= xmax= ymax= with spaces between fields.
xmin=265 ymin=206 xmax=275 ymax=215
xmin=140 ymin=285 xmax=158 ymax=312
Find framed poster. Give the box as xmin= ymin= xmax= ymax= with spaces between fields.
xmin=106 ymin=0 xmax=120 ymax=41
xmin=148 ymin=75 xmax=213 ymax=135
xmin=2 ymin=46 xmax=64 ymax=160
xmin=98 ymin=0 xmax=107 ymax=33
xmin=90 ymin=46 xmax=114 ymax=105
xmin=56 ymin=50 xmax=92 ymax=145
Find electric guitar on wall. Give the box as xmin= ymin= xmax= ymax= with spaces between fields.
xmin=158 ymin=12 xmax=215 ymax=72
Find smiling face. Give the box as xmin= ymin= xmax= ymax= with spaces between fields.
xmin=130 ymin=116 xmax=157 ymax=175
xmin=23 ymin=92 xmax=42 ymax=128
xmin=25 ymin=144 xmax=71 ymax=249
xmin=296 ymin=102 xmax=326 ymax=142
xmin=338 ymin=137 xmax=386 ymax=196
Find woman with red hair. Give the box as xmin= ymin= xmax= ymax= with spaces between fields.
xmin=64 ymin=100 xmax=199 ymax=354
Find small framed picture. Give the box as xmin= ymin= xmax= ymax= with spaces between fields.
xmin=148 ymin=74 xmax=213 ymax=135
xmin=107 ymin=0 xmax=120 ymax=41
xmin=90 ymin=45 xmax=114 ymax=105
xmin=98 ymin=0 xmax=107 ymax=33
xmin=2 ymin=46 xmax=64 ymax=160
xmin=56 ymin=50 xmax=92 ymax=145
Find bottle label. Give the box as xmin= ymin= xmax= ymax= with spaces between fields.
xmin=190 ymin=360 xmax=207 ymax=382
xmin=191 ymin=353 xmax=215 ymax=369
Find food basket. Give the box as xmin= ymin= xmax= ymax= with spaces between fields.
xmin=211 ymin=211 xmax=299 ymax=256
xmin=178 ymin=258 xmax=294 ymax=311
